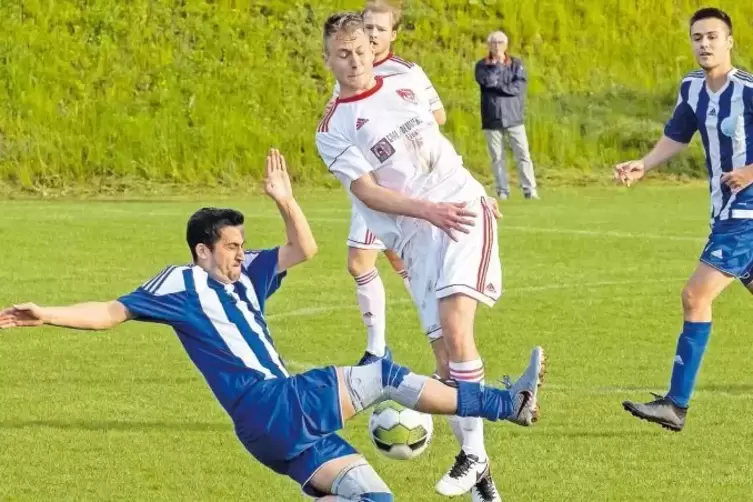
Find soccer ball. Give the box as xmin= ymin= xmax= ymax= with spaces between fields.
xmin=368 ymin=400 xmax=434 ymax=460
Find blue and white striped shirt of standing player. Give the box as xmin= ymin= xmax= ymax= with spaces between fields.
xmin=664 ymin=68 xmax=753 ymax=225
xmin=117 ymin=248 xmax=288 ymax=414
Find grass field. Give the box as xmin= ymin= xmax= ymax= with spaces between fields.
xmin=2 ymin=185 xmax=753 ymax=501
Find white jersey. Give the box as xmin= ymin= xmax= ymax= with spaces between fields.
xmin=331 ymin=52 xmax=443 ymax=112
xmin=315 ymin=73 xmax=485 ymax=254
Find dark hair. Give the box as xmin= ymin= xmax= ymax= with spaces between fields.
xmin=323 ymin=11 xmax=365 ymax=50
xmin=186 ymin=207 xmax=244 ymax=262
xmin=690 ymin=7 xmax=732 ymax=35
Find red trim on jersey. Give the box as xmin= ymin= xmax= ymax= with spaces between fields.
xmin=389 ymin=54 xmax=414 ymax=69
xmin=317 ymin=101 xmax=339 ymax=133
xmin=374 ymin=51 xmax=392 ymax=67
xmin=476 ymin=199 xmax=494 ymax=293
xmin=336 ymin=77 xmax=384 ymax=104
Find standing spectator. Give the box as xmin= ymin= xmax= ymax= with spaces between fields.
xmin=475 ymin=30 xmax=539 ymax=200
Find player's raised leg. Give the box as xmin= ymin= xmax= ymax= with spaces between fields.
xmin=336 ymin=351 xmax=543 ymax=424
xmin=623 ymin=261 xmax=734 ymax=431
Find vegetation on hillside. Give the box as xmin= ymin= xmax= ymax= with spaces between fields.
xmin=1 ymin=0 xmax=750 ymax=190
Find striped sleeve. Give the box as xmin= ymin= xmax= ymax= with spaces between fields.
xmin=117 ymin=266 xmax=188 ymax=324
xmin=664 ymin=79 xmax=697 ymax=143
xmin=243 ymin=248 xmax=286 ymax=300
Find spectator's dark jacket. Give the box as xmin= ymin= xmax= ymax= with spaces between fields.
xmin=475 ymin=54 xmax=527 ymax=129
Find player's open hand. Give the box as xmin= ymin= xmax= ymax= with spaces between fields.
xmin=0 ymin=303 xmax=45 ymax=329
xmin=721 ymin=165 xmax=753 ymax=194
xmin=264 ymin=148 xmax=293 ymax=202
xmin=614 ymin=160 xmax=645 ymax=187
xmin=425 ymin=201 xmax=477 ymax=241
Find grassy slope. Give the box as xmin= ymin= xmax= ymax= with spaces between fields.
xmin=1 ymin=0 xmax=751 ymax=191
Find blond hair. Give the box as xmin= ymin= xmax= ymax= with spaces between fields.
xmin=362 ymin=0 xmax=403 ymax=31
xmin=322 ymin=11 xmax=366 ymax=52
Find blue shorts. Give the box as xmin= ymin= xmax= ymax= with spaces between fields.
xmin=700 ymin=219 xmax=753 ymax=285
xmin=232 ymin=366 xmax=357 ymax=497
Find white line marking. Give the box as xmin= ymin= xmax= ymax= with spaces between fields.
xmin=243 ymin=212 xmax=707 ymax=243
xmin=500 ymin=225 xmax=705 ymax=243
xmin=267 ymin=278 xmax=683 ymax=320
xmin=15 ymin=206 xmax=706 ymax=242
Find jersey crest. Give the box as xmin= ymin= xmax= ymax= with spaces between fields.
xmin=370 ymin=138 xmax=396 ymax=163
xmin=397 ymin=88 xmax=418 ymax=105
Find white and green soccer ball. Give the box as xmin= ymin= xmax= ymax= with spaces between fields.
xmin=368 ymin=400 xmax=434 ymax=460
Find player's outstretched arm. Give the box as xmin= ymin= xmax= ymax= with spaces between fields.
xmin=263 ymin=148 xmax=318 ymax=272
xmin=351 ymin=174 xmax=476 ymax=241
xmin=614 ymin=135 xmax=688 ymax=186
xmin=0 ymin=301 xmax=130 ymax=331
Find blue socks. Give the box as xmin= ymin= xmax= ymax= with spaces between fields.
xmin=455 ymin=381 xmax=514 ymax=421
xmin=667 ymin=321 xmax=711 ymax=408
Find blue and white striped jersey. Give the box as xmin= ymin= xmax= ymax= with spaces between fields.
xmin=665 ymin=68 xmax=753 ymax=224
xmin=117 ymin=248 xmax=289 ymax=415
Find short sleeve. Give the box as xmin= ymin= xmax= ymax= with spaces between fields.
xmin=316 ymin=130 xmax=378 ymax=187
xmin=243 ymin=248 xmax=287 ymax=300
xmin=117 ymin=266 xmax=188 ymax=324
xmin=664 ymin=81 xmax=698 ymax=143
xmin=412 ymin=66 xmax=443 ymax=112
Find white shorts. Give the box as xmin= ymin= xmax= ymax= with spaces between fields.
xmin=347 ymin=202 xmax=386 ymax=251
xmin=401 ymin=197 xmax=502 ymax=341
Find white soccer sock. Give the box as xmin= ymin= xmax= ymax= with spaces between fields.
xmin=354 ymin=269 xmax=386 ymax=357
xmin=449 ymin=359 xmax=487 ymax=462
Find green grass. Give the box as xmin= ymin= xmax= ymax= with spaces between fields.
xmin=2 ymin=186 xmax=753 ymax=500
xmin=2 ymin=0 xmax=753 ymax=190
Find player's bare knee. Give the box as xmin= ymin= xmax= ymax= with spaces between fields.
xmin=681 ymin=284 xmax=711 ymax=315
xmin=347 ymin=248 xmax=377 ymax=277
xmin=330 ymin=458 xmax=393 ymax=500
xmin=438 ymin=295 xmax=477 ymax=344
xmin=441 ymin=328 xmax=477 ymax=360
